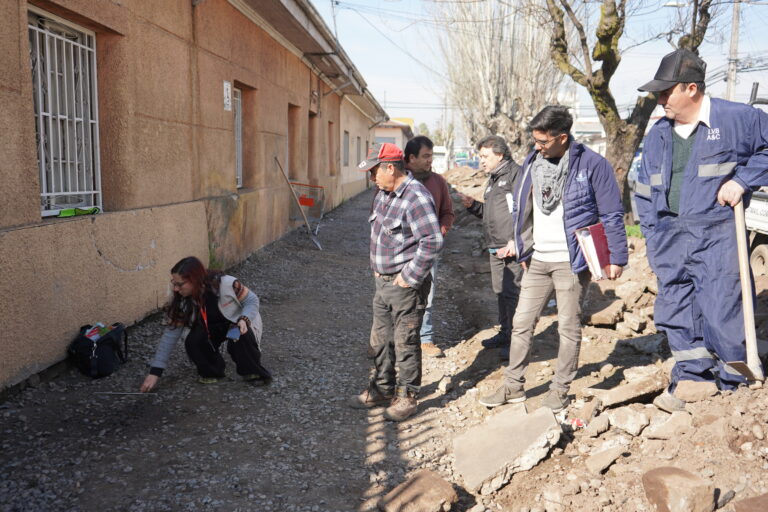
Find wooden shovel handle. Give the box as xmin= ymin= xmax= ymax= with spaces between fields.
xmin=735 ymin=200 xmax=765 ymax=381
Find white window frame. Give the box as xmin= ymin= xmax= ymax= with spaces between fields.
xmin=28 ymin=6 xmax=102 ymax=217
xmin=233 ymin=87 xmax=243 ymax=188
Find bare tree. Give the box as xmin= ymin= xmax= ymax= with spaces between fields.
xmin=434 ymin=1 xmax=563 ymax=160
xmin=540 ymin=0 xmax=721 ymax=208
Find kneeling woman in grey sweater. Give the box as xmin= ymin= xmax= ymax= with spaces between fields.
xmin=140 ymin=256 xmax=271 ymax=392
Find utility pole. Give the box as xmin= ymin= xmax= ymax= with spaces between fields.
xmin=330 ymin=0 xmax=338 ymax=39
xmin=726 ymin=0 xmax=741 ymax=101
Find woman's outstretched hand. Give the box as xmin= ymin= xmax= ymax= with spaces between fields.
xmin=140 ymin=374 xmax=159 ymax=393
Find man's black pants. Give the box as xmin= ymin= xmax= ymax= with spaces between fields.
xmin=369 ymin=274 xmax=431 ymax=396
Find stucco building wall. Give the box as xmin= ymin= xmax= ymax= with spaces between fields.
xmin=1 ymin=0 xmax=385 ymax=389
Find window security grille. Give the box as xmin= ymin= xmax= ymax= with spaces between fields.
xmin=28 ymin=10 xmax=102 ymax=216
xmin=234 ymin=88 xmax=243 ymax=188
xmin=343 ymin=131 xmax=349 ymax=166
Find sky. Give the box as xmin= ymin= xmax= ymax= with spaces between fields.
xmin=311 ymin=0 xmax=768 ymax=137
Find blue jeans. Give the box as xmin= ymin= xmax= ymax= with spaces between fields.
xmin=419 ymin=259 xmax=438 ymax=344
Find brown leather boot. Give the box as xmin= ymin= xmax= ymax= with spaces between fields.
xmin=348 ymin=384 xmax=393 ymax=409
xmin=421 ymin=342 xmax=444 ymax=358
xmin=384 ymin=387 xmax=417 ymax=421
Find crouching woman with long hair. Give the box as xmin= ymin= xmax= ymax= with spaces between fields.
xmin=140 ymin=256 xmax=272 ymax=392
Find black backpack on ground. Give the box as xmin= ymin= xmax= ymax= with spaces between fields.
xmin=67 ymin=323 xmax=128 ymax=379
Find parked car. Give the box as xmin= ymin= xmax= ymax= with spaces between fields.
xmin=454 ymin=158 xmax=479 ymax=170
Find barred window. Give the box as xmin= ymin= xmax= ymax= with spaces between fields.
xmin=28 ymin=8 xmax=102 ymax=216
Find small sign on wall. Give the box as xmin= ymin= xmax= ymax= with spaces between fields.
xmin=223 ymin=80 xmax=232 ymax=111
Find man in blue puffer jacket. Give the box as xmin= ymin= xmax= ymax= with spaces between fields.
xmin=634 ymin=49 xmax=768 ymax=413
xmin=479 ymin=105 xmax=627 ymax=412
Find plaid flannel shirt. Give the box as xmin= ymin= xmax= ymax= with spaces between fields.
xmin=369 ymin=174 xmax=443 ymax=286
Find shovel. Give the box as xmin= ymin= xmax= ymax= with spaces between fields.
xmin=274 ymin=157 xmax=322 ymax=250
xmin=728 ymin=200 xmax=764 ymax=384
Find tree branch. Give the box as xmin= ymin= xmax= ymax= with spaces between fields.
xmin=558 ymin=0 xmax=593 ymax=79
xmin=545 ymin=0 xmax=588 ymax=87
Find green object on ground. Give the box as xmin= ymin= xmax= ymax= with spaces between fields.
xmin=626 ymin=224 xmax=644 ymax=238
xmin=57 ymin=207 xmax=100 ymax=218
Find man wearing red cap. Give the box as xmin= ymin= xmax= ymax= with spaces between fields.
xmin=349 ymin=142 xmax=444 ymax=421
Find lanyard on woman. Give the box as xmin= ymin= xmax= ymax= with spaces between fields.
xmin=198 ymin=301 xmax=210 ymax=337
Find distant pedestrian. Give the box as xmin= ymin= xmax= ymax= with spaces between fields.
xmin=349 ymin=143 xmax=443 ymax=422
xmin=404 ymin=135 xmax=455 ymax=358
xmin=479 ymin=106 xmax=627 ymax=413
xmin=140 ymin=256 xmax=271 ymax=392
xmin=457 ymin=135 xmax=523 ymax=352
xmin=635 ymin=49 xmax=768 ymax=412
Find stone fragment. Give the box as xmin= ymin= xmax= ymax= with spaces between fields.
xmin=572 ymin=398 xmax=603 ymax=424
xmin=624 ymin=334 xmax=667 ymax=356
xmin=583 ymin=373 xmax=665 ymax=407
xmin=584 ymin=414 xmax=610 ymax=438
xmin=623 ymin=312 xmax=646 ymax=333
xmin=541 ymin=487 xmax=565 ymax=512
xmin=640 ymin=306 xmax=655 ymax=319
xmin=733 ymin=493 xmax=768 ymax=512
xmin=616 ymin=322 xmax=633 ymax=337
xmin=585 ymin=446 xmax=625 ymax=474
xmin=438 ymin=376 xmax=453 ymax=394
xmin=379 ymin=469 xmax=458 ymax=512
xmin=607 ymin=407 xmax=650 ymax=436
xmin=641 ymin=467 xmax=715 ymax=512
xmin=648 ymin=278 xmax=658 ymax=295
xmin=587 ymin=301 xmax=624 ymax=326
xmin=643 ymin=412 xmax=693 ymax=440
xmin=624 ymin=364 xmax=661 ymax=381
xmin=453 ymin=406 xmax=561 ymax=495
xmin=615 ymin=281 xmax=646 ymax=305
xmin=673 ymin=381 xmax=718 ymax=402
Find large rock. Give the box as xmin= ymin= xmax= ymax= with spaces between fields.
xmin=379 ymin=470 xmax=458 ymax=512
xmin=674 ymin=380 xmax=718 ymax=402
xmin=583 ymin=372 xmax=666 ymax=407
xmin=642 ymin=467 xmax=715 ymax=512
xmin=643 ymin=411 xmax=693 ymax=440
xmin=733 ymin=493 xmax=768 ymax=512
xmin=587 ymin=300 xmax=624 ymax=326
xmin=453 ymin=406 xmax=561 ymax=495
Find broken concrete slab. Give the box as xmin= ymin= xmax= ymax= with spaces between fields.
xmin=733 ymin=492 xmax=768 ymax=512
xmin=641 ymin=467 xmax=715 ymax=512
xmin=583 ymin=372 xmax=666 ymax=408
xmin=624 ymin=364 xmax=662 ymax=381
xmin=643 ymin=411 xmax=693 ymax=440
xmin=453 ymin=406 xmax=561 ymax=495
xmin=586 ymin=300 xmax=624 ymax=326
xmin=379 ymin=469 xmax=458 ymax=512
xmin=585 ymin=446 xmax=625 ymax=474
xmin=674 ymin=380 xmax=718 ymax=402
xmin=584 ymin=414 xmax=610 ymax=438
xmin=607 ymin=407 xmax=650 ymax=436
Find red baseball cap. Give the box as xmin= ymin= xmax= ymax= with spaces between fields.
xmin=357 ymin=143 xmax=404 ymax=171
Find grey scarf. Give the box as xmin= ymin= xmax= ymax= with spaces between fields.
xmin=530 ymin=150 xmax=569 ymax=215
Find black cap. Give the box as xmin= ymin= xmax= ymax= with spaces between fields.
xmin=638 ymin=49 xmax=707 ymax=92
